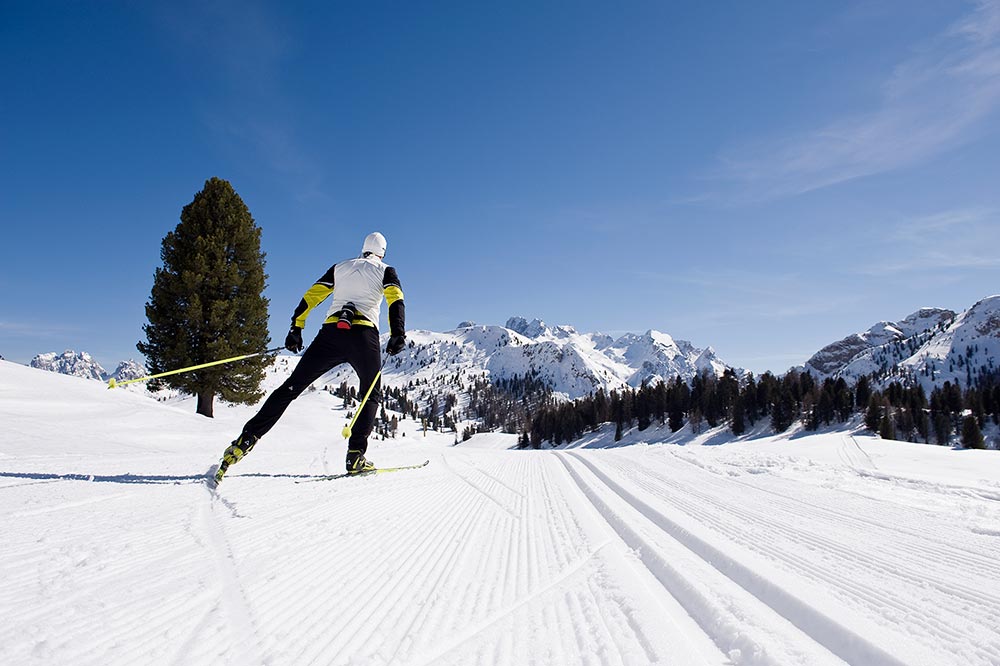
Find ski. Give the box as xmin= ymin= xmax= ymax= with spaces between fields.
xmin=296 ymin=460 xmax=429 ymax=483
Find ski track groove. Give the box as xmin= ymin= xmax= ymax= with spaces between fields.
xmin=269 ymin=489 xmax=439 ymax=661
xmin=561 ymin=451 xmax=916 ymax=666
xmin=664 ymin=445 xmax=1000 ymax=565
xmin=595 ymin=448 xmax=1000 ymax=665
xmin=451 ymin=453 xmax=526 ymax=498
xmin=166 ymin=601 xmax=217 ymax=666
xmin=624 ymin=448 xmax=1000 ymax=655
xmin=410 ymin=539 xmax=617 ymax=666
xmin=439 ymin=455 xmax=520 ymax=519
xmin=629 ymin=456 xmax=1000 ymax=607
xmin=723 ymin=467 xmax=1000 ymax=568
xmin=344 ymin=480 xmax=487 ymax=661
xmin=381 ymin=487 xmax=507 ymax=664
xmin=201 ymin=490 xmax=262 ymax=665
xmin=7 ymin=491 xmax=135 ymax=518
xmin=404 ymin=459 xmax=534 ymax=663
xmin=635 ymin=475 xmax=975 ymax=648
xmin=252 ymin=468 xmax=484 ymax=663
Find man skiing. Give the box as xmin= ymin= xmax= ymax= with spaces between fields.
xmin=214 ymin=231 xmax=406 ymax=483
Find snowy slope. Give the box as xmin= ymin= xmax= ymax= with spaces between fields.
xmin=3 ymin=360 xmax=1000 ymax=665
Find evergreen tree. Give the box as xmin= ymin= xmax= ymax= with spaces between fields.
xmin=961 ymin=415 xmax=985 ymax=449
xmin=864 ymin=394 xmax=882 ymax=432
xmin=730 ymin=395 xmax=746 ymax=436
xmin=770 ymin=384 xmax=796 ymax=433
xmin=137 ymin=177 xmax=270 ymax=417
xmin=879 ymin=411 xmax=896 ymax=441
xmin=854 ymin=375 xmax=871 ymax=410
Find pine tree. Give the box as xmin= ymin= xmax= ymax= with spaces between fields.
xmin=865 ymin=394 xmax=882 ymax=432
xmin=879 ymin=412 xmax=896 ymax=441
xmin=961 ymin=415 xmax=985 ymax=449
xmin=137 ymin=177 xmax=270 ymax=417
xmin=730 ymin=395 xmax=746 ymax=436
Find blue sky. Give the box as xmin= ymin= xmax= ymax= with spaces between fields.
xmin=2 ymin=1 xmax=999 ymax=374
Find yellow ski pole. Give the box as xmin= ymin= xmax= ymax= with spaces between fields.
xmin=342 ymin=359 xmax=386 ymax=439
xmin=107 ymin=346 xmax=286 ymax=389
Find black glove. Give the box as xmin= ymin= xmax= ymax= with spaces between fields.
xmin=285 ymin=326 xmax=304 ymax=353
xmin=386 ymin=335 xmax=406 ymax=356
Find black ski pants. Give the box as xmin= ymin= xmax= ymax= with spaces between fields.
xmin=242 ymin=324 xmax=382 ymax=457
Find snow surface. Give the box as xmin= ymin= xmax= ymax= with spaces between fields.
xmin=2 ymin=359 xmax=1000 ymax=665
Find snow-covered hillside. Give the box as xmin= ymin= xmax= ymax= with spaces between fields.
xmin=320 ymin=316 xmax=732 ymax=401
xmin=2 ymin=360 xmax=1000 ymax=665
xmin=804 ymin=297 xmax=1000 ymax=389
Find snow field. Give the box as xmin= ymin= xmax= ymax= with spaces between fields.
xmin=3 ymin=360 xmax=1000 ymax=665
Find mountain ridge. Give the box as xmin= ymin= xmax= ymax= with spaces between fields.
xmin=801 ymin=296 xmax=1000 ymax=389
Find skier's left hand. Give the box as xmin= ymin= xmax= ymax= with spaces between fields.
xmin=386 ymin=335 xmax=406 ymax=356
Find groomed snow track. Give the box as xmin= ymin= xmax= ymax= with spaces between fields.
xmin=6 ymin=441 xmax=1000 ymax=666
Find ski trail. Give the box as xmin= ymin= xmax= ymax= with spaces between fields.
xmin=9 ymin=491 xmax=134 ymax=518
xmin=836 ymin=435 xmax=877 ymax=472
xmin=408 ymin=540 xmax=617 ymax=666
xmin=167 ymin=603 xmax=215 ymax=666
xmin=560 ymin=451 xmax=914 ymax=666
xmin=199 ymin=489 xmax=262 ymax=664
xmin=439 ymin=454 xmax=520 ymax=519
xmin=613 ymin=447 xmax=1000 ymax=665
xmin=664 ymin=445 xmax=1000 ymax=563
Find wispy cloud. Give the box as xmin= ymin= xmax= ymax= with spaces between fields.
xmin=856 ymin=206 xmax=1000 ymax=275
xmin=632 ymin=268 xmax=863 ymax=323
xmin=717 ymin=0 xmax=1000 ymax=200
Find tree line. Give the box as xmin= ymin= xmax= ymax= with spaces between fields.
xmin=520 ymin=369 xmax=1000 ymax=450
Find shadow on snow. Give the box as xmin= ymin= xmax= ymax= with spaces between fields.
xmin=0 ymin=470 xmax=322 ymax=485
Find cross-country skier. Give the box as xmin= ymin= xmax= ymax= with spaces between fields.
xmin=214 ymin=231 xmax=406 ymax=483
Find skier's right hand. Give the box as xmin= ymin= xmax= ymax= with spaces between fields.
xmin=386 ymin=335 xmax=406 ymax=356
xmin=285 ymin=326 xmax=304 ymax=353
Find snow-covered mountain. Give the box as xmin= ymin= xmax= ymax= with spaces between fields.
xmin=804 ymin=297 xmax=1000 ymax=389
xmin=110 ymin=359 xmax=148 ymax=383
xmin=319 ymin=316 xmax=734 ymax=400
xmin=30 ymin=350 xmax=108 ymax=381
xmin=18 ymin=318 xmax=731 ymax=408
xmin=28 ymin=351 xmax=148 ymax=384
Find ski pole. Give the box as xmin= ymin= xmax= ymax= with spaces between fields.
xmin=342 ymin=358 xmax=386 ymax=439
xmin=107 ymin=346 xmax=286 ymax=389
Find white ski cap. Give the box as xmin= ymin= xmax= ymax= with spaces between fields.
xmin=362 ymin=231 xmax=386 ymax=258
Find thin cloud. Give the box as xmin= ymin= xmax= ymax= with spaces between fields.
xmin=855 ymin=206 xmax=1000 ymax=275
xmin=717 ymin=0 xmax=1000 ymax=200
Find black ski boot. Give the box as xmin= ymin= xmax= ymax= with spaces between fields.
xmin=214 ymin=432 xmax=259 ymax=484
xmin=346 ymin=449 xmax=376 ymax=475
